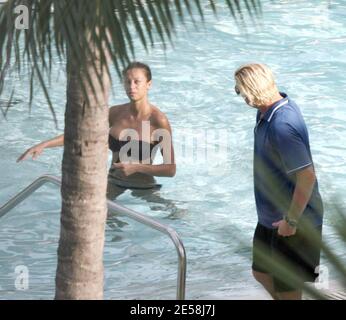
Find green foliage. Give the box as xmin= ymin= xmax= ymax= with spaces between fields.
xmin=0 ymin=0 xmax=260 ymax=125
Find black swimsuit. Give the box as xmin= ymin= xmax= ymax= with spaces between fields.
xmin=108 ymin=134 xmax=162 ymax=189
xmin=108 ymin=134 xmax=158 ymax=161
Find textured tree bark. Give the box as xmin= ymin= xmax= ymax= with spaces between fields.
xmin=55 ymin=33 xmax=111 ymax=299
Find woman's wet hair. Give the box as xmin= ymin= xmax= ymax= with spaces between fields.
xmin=234 ymin=63 xmax=279 ymax=107
xmin=122 ymin=62 xmax=152 ymax=82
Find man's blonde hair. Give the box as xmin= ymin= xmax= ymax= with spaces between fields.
xmin=234 ymin=63 xmax=279 ymax=106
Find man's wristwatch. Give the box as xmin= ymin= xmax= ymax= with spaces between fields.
xmin=284 ymin=215 xmax=298 ymax=228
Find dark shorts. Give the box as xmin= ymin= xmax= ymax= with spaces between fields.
xmin=252 ymin=222 xmax=322 ymax=292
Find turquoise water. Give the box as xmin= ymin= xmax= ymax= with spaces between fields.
xmin=1 ymin=0 xmax=346 ymax=299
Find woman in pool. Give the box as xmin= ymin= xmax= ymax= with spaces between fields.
xmin=17 ymin=62 xmax=176 ymax=202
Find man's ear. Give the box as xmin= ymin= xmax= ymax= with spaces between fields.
xmin=147 ymin=80 xmax=152 ymax=90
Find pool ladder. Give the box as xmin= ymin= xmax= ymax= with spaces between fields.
xmin=0 ymin=175 xmax=187 ymax=300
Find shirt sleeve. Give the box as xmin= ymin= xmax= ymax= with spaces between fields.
xmin=270 ymin=121 xmax=312 ymax=175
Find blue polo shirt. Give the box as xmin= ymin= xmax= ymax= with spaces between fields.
xmin=254 ymin=93 xmax=323 ymax=229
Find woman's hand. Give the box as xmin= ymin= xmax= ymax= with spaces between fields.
xmin=112 ymin=163 xmax=139 ymax=176
xmin=17 ymin=143 xmax=46 ymax=162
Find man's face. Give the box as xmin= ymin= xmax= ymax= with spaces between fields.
xmin=235 ymin=84 xmax=253 ymax=107
xmin=124 ymin=68 xmax=152 ymax=102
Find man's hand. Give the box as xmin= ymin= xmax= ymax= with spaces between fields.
xmin=17 ymin=144 xmax=45 ymax=162
xmin=112 ymin=163 xmax=138 ymax=176
xmin=272 ymin=219 xmax=297 ymax=237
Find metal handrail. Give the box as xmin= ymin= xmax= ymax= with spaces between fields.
xmin=0 ymin=174 xmax=186 ymax=300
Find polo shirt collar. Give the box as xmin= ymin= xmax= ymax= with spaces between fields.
xmin=262 ymin=92 xmax=289 ymax=122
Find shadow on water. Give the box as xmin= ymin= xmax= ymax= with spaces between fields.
xmin=0 ymin=98 xmax=22 ymax=116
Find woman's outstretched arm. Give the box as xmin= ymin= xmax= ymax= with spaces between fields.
xmin=17 ymin=134 xmax=64 ymax=162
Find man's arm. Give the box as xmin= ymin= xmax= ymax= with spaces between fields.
xmin=273 ymin=165 xmax=316 ymax=236
xmin=287 ymin=165 xmax=316 ymax=221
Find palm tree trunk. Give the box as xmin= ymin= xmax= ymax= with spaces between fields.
xmin=55 ymin=37 xmax=111 ymax=299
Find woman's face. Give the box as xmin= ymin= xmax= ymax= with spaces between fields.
xmin=124 ymin=68 xmax=152 ymax=102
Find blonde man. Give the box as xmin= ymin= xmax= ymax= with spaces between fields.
xmin=234 ymin=63 xmax=323 ymax=300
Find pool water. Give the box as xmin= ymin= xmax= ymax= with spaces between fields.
xmin=0 ymin=0 xmax=346 ymax=299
